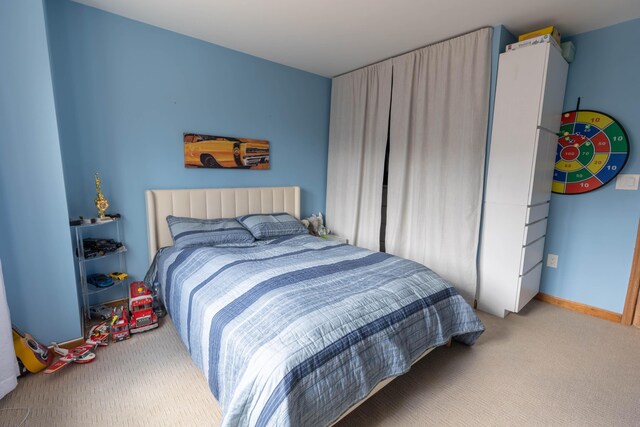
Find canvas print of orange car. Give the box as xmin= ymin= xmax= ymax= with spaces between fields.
xmin=184 ymin=133 xmax=270 ymax=169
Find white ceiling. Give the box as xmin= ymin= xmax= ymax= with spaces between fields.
xmin=72 ymin=0 xmax=640 ymax=77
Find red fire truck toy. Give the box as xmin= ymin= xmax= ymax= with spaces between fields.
xmin=110 ymin=306 xmax=131 ymax=342
xmin=129 ymin=281 xmax=158 ymax=333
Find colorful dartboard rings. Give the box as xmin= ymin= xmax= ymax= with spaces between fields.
xmin=553 ymin=110 xmax=630 ymax=194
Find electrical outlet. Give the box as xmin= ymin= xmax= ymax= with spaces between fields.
xmin=615 ymin=174 xmax=640 ymax=190
xmin=547 ymin=254 xmax=558 ymax=268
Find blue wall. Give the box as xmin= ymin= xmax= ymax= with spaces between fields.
xmin=0 ymin=0 xmax=81 ymax=343
xmin=541 ymin=18 xmax=640 ymax=313
xmin=45 ymin=1 xmax=332 ymax=284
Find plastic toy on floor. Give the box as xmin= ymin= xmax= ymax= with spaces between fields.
xmin=44 ymin=322 xmax=110 ymax=374
xmin=86 ymin=322 xmax=110 ymax=347
xmin=129 ymin=281 xmax=159 ymax=333
xmin=110 ymin=306 xmax=131 ymax=342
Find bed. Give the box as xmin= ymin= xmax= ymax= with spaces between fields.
xmin=145 ymin=186 xmax=484 ymax=427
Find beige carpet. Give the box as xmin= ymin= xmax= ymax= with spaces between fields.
xmin=2 ymin=300 xmax=639 ymax=426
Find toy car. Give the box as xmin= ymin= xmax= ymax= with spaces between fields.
xmin=129 ymin=282 xmax=159 ymax=333
xmin=110 ymin=306 xmax=131 ymax=342
xmin=87 ymin=274 xmax=114 ymax=288
xmin=82 ymin=238 xmax=123 ymax=258
xmin=89 ymin=304 xmax=114 ymax=320
xmin=108 ymin=272 xmax=129 ymax=281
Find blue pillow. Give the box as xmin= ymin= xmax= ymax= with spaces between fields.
xmin=237 ymin=213 xmax=308 ymax=240
xmin=167 ymin=216 xmax=255 ymax=248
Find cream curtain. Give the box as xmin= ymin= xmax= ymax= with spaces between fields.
xmin=325 ymin=61 xmax=392 ymax=251
xmin=386 ymin=28 xmax=492 ymax=301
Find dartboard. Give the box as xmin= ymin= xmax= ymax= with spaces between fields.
xmin=553 ymin=110 xmax=629 ymax=194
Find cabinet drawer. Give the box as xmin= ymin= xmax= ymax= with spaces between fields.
xmin=526 ymin=202 xmax=549 ymax=224
xmin=523 ymin=219 xmax=547 ymax=246
xmin=516 ymin=261 xmax=543 ymax=312
xmin=520 ymin=237 xmax=545 ymax=275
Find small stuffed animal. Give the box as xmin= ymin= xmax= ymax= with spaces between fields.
xmin=301 ymin=212 xmax=330 ymax=237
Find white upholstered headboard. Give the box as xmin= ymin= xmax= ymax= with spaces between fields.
xmin=145 ymin=186 xmax=301 ymax=262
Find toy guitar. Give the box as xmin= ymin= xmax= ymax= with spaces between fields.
xmin=12 ymin=326 xmax=53 ymax=374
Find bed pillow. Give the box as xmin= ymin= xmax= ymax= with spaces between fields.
xmin=167 ymin=216 xmax=255 ymax=248
xmin=237 ymin=213 xmax=308 ymax=240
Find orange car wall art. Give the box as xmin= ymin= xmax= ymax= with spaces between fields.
xmin=184 ymin=133 xmax=270 ymax=170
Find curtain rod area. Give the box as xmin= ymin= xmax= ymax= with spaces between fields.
xmin=332 ymin=26 xmax=493 ymax=79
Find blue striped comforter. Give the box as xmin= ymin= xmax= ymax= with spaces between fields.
xmin=150 ymin=234 xmax=484 ymax=427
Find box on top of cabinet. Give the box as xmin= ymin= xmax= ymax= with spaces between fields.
xmin=506 ymin=34 xmax=560 ymax=53
xmin=518 ymin=26 xmax=561 ymax=44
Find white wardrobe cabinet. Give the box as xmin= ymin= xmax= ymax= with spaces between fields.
xmin=478 ymin=42 xmax=568 ymax=317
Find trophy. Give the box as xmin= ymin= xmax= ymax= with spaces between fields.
xmin=94 ymin=173 xmax=109 ymax=220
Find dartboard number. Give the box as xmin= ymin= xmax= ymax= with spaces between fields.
xmin=604 ymin=123 xmax=627 ymax=152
